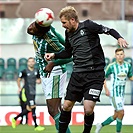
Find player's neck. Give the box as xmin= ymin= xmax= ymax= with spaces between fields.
xmin=28 ymin=67 xmax=34 ymax=71
xmin=117 ymin=61 xmax=123 ymax=65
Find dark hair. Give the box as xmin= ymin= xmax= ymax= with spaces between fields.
xmin=28 ymin=57 xmax=35 ymax=61
xmin=35 ymin=22 xmax=50 ymax=33
xmin=115 ymin=48 xmax=124 ymax=53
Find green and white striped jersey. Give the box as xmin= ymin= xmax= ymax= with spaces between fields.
xmin=105 ymin=61 xmax=133 ymax=97
xmin=32 ymin=26 xmax=72 ymax=77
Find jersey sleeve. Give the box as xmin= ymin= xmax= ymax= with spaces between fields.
xmin=105 ymin=64 xmax=112 ymax=78
xmin=50 ymin=26 xmax=65 ymax=45
xmin=36 ymin=69 xmax=40 ymax=79
xmin=127 ymin=64 xmax=133 ymax=78
xmin=84 ymin=19 xmax=104 ymax=34
xmin=18 ymin=69 xmax=25 ymax=78
xmin=84 ymin=19 xmax=123 ymax=39
xmin=55 ymin=32 xmax=73 ymax=59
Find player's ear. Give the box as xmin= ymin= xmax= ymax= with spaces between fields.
xmin=27 ymin=22 xmax=34 ymax=35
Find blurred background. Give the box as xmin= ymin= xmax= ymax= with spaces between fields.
xmin=0 ymin=0 xmax=133 ymax=107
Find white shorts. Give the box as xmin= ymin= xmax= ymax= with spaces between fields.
xmin=110 ymin=96 xmax=124 ymax=111
xmin=41 ymin=72 xmax=67 ymax=99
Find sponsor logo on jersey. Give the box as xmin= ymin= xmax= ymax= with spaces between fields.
xmin=27 ymin=73 xmax=30 ymax=76
xmin=34 ymin=71 xmax=37 ymax=75
xmin=80 ymin=30 xmax=84 ymax=36
xmin=117 ymin=72 xmax=127 ymax=80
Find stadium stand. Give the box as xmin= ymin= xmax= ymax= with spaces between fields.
xmin=4 ymin=68 xmax=15 ymax=81
xmin=112 ymin=58 xmax=116 ymax=62
xmin=7 ymin=58 xmax=17 ymax=73
xmin=112 ymin=57 xmax=133 ymax=64
xmin=34 ymin=62 xmax=39 ymax=69
xmin=124 ymin=57 xmax=133 ymax=65
xmin=0 ymin=58 xmax=5 ymax=79
xmin=105 ymin=57 xmax=110 ymax=68
xmin=18 ymin=57 xmax=27 ymax=72
xmin=3 ymin=58 xmax=17 ymax=80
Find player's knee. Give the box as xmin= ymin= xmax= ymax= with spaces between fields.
xmin=63 ymin=101 xmax=74 ymax=111
xmin=118 ymin=110 xmax=124 ymax=117
xmin=47 ymin=106 xmax=58 ymax=117
xmin=84 ymin=107 xmax=94 ymax=115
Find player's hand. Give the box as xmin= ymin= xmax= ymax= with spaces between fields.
xmin=105 ymin=89 xmax=110 ymax=97
xmin=44 ymin=62 xmax=55 ymax=77
xmin=118 ymin=38 xmax=128 ymax=48
xmin=17 ymin=88 xmax=21 ymax=94
xmin=44 ymin=53 xmax=55 ymax=61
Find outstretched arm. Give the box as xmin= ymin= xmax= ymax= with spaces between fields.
xmin=85 ymin=20 xmax=128 ymax=48
xmin=109 ymin=29 xmax=128 ymax=48
xmin=44 ymin=58 xmax=73 ymax=73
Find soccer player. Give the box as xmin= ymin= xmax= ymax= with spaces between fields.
xmin=45 ymin=6 xmax=128 ymax=133
xmin=27 ymin=9 xmax=72 ymax=133
xmin=11 ymin=57 xmax=45 ymax=131
xmin=95 ymin=48 xmax=133 ymax=133
xmin=18 ymin=88 xmax=28 ymax=124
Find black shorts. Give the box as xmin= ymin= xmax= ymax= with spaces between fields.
xmin=26 ymin=94 xmax=36 ymax=107
xmin=65 ymin=71 xmax=105 ymax=102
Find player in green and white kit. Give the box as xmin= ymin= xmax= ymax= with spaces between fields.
xmin=95 ymin=48 xmax=133 ymax=133
xmin=27 ymin=20 xmax=72 ymax=133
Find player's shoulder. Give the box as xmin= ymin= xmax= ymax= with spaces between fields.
xmin=83 ymin=19 xmax=99 ymax=25
xmin=123 ymin=61 xmax=132 ymax=67
xmin=21 ymin=68 xmax=27 ymax=73
xmin=105 ymin=62 xmax=116 ymax=70
xmin=108 ymin=62 xmax=116 ymax=67
xmin=18 ymin=69 xmax=27 ymax=77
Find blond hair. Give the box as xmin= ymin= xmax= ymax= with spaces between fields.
xmin=59 ymin=6 xmax=79 ymax=22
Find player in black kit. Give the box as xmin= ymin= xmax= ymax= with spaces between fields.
xmin=11 ymin=57 xmax=45 ymax=131
xmin=45 ymin=6 xmax=128 ymax=133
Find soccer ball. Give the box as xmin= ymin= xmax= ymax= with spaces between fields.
xmin=35 ymin=8 xmax=54 ymax=27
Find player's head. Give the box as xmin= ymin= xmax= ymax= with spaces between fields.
xmin=115 ymin=48 xmax=125 ymax=63
xmin=27 ymin=8 xmax=54 ymax=36
xmin=59 ymin=6 xmax=79 ymax=32
xmin=27 ymin=57 xmax=35 ymax=68
xmin=27 ymin=21 xmax=50 ymax=36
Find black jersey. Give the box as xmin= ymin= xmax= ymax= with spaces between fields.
xmin=18 ymin=68 xmax=40 ymax=95
xmin=55 ymin=19 xmax=122 ymax=72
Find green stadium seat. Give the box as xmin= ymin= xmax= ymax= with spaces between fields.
xmin=4 ymin=68 xmax=15 ymax=80
xmin=105 ymin=57 xmax=110 ymax=66
xmin=18 ymin=58 xmax=27 ymax=72
xmin=0 ymin=58 xmax=5 ymax=79
xmin=112 ymin=58 xmax=116 ymax=62
xmin=124 ymin=57 xmax=132 ymax=64
xmin=19 ymin=58 xmax=27 ymax=65
xmin=66 ymin=62 xmax=73 ymax=79
xmin=34 ymin=63 xmax=39 ymax=69
xmin=7 ymin=58 xmax=17 ymax=73
xmin=112 ymin=57 xmax=132 ymax=64
xmin=104 ymin=57 xmax=110 ymax=69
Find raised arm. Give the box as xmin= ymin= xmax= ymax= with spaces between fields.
xmin=85 ymin=20 xmax=128 ymax=48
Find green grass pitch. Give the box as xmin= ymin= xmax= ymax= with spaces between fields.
xmin=0 ymin=125 xmax=133 ymax=133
